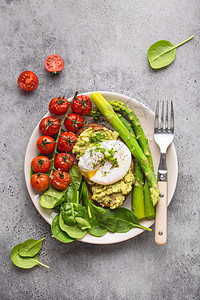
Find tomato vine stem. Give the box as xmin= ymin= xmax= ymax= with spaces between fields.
xmin=48 ymin=90 xmax=79 ymax=182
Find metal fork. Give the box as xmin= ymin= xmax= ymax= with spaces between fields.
xmin=154 ymin=101 xmax=174 ymax=245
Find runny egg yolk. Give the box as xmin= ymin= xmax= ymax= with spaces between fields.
xmin=78 ymin=167 xmax=100 ymax=179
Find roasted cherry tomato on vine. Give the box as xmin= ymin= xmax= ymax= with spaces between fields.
xmin=57 ymin=132 xmax=76 ymax=152
xmin=39 ymin=116 xmax=60 ymax=136
xmin=44 ymin=54 xmax=64 ymax=74
xmin=71 ymin=95 xmax=92 ymax=115
xmin=31 ymin=156 xmax=51 ymax=173
xmin=64 ymin=113 xmax=84 ymax=132
xmin=54 ymin=153 xmax=74 ymax=172
xmin=18 ymin=71 xmax=38 ymax=91
xmin=30 ymin=173 xmax=50 ymax=192
xmin=49 ymin=97 xmax=69 ymax=115
xmin=37 ymin=136 xmax=55 ymax=154
xmin=51 ymin=170 xmax=71 ymax=190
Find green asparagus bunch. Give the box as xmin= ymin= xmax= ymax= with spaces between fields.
xmin=90 ymin=92 xmax=159 ymax=206
xmin=117 ymin=113 xmax=155 ymax=219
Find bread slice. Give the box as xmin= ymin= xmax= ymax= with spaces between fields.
xmin=74 ymin=123 xmax=134 ymax=208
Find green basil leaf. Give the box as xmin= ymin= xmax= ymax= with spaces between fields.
xmin=18 ymin=238 xmax=45 ymax=257
xmin=40 ymin=186 xmax=65 ymax=209
xmin=51 ymin=214 xmax=75 ymax=243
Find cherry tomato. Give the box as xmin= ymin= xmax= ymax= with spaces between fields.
xmin=39 ymin=116 xmax=60 ymax=136
xmin=49 ymin=97 xmax=70 ymax=115
xmin=71 ymin=95 xmax=92 ymax=115
xmin=54 ymin=153 xmax=74 ymax=172
xmin=44 ymin=54 xmax=64 ymax=73
xmin=30 ymin=173 xmax=50 ymax=192
xmin=31 ymin=156 xmax=51 ymax=173
xmin=57 ymin=131 xmax=76 ymax=152
xmin=37 ymin=136 xmax=55 ymax=154
xmin=64 ymin=113 xmax=84 ymax=132
xmin=51 ymin=170 xmax=71 ymax=190
xmin=18 ymin=71 xmax=38 ymax=91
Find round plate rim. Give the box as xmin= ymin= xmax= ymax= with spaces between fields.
xmin=24 ymin=91 xmax=178 ymax=245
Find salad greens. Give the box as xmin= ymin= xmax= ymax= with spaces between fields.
xmin=11 ymin=238 xmax=49 ymax=269
xmin=147 ymin=35 xmax=194 ymax=69
xmin=51 ymin=214 xmax=75 ymax=243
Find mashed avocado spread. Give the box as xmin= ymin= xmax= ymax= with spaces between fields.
xmin=73 ymin=127 xmax=134 ymax=209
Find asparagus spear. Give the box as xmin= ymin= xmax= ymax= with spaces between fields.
xmin=111 ymin=100 xmax=156 ymax=216
xmin=117 ymin=113 xmax=149 ymax=218
xmin=132 ymin=159 xmax=145 ymax=219
xmin=116 ymin=113 xmax=136 ymax=137
xmin=144 ymin=179 xmax=156 ymax=219
xmin=89 ymin=107 xmax=102 ymax=122
xmin=109 ymin=100 xmax=154 ymax=170
xmin=90 ymin=92 xmax=159 ymax=206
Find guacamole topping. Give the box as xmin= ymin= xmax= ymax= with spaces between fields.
xmin=73 ymin=127 xmax=134 ymax=209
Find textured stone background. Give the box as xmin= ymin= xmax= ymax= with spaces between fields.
xmin=0 ymin=0 xmax=199 ymax=299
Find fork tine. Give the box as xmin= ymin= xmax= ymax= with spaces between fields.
xmin=154 ymin=101 xmax=159 ymax=130
xmin=166 ymin=101 xmax=169 ymax=130
xmin=170 ymin=101 xmax=174 ymax=131
xmin=161 ymin=101 xmax=164 ymax=130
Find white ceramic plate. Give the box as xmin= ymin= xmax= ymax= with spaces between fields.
xmin=24 ymin=91 xmax=178 ymax=244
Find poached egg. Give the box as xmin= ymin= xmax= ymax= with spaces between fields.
xmin=78 ymin=140 xmax=131 ymax=185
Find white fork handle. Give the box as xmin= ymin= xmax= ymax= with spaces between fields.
xmin=155 ymin=181 xmax=168 ymax=245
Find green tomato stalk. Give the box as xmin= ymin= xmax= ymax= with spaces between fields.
xmin=49 ymin=90 xmax=79 ymax=180
xmin=90 ymin=92 xmax=159 ymax=206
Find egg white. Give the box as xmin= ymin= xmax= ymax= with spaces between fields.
xmin=78 ymin=140 xmax=132 ymax=185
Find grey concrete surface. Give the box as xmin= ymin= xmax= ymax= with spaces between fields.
xmin=0 ymin=0 xmax=199 ymax=299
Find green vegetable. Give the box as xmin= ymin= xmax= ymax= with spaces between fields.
xmin=51 ymin=214 xmax=75 ymax=243
xmin=90 ymin=92 xmax=159 ymax=205
xmin=18 ymin=238 xmax=45 ymax=257
xmin=68 ymin=165 xmax=82 ymax=191
xmin=147 ymin=35 xmax=194 ymax=69
xmin=64 ymin=180 xmax=77 ymax=204
xmin=11 ymin=239 xmax=49 ymax=269
xmin=116 ymin=113 xmax=135 ymax=137
xmin=132 ymin=159 xmax=145 ymax=220
xmin=59 ymin=213 xmax=87 ymax=239
xmin=40 ymin=186 xmax=65 ymax=209
xmin=81 ymin=180 xmax=107 ymax=237
xmin=60 ymin=202 xmax=86 ymax=226
xmin=109 ymin=100 xmax=154 ymax=170
xmin=100 ymin=207 xmax=152 ymax=233
xmin=89 ymin=107 xmax=102 ymax=122
xmin=143 ymin=179 xmax=155 ymax=219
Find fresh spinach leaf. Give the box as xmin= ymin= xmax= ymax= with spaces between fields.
xmin=59 ymin=213 xmax=87 ymax=239
xmin=75 ymin=217 xmax=91 ymax=230
xmin=100 ymin=207 xmax=152 ymax=233
xmin=81 ymin=180 xmax=107 ymax=237
xmin=51 ymin=214 xmax=75 ymax=243
xmin=40 ymin=186 xmax=65 ymax=209
xmin=68 ymin=165 xmax=82 ymax=191
xmin=19 ymin=238 xmax=45 ymax=257
xmin=147 ymin=35 xmax=194 ymax=69
xmin=60 ymin=202 xmax=85 ymax=226
xmin=11 ymin=243 xmax=49 ymax=269
xmin=64 ymin=180 xmax=77 ymax=203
